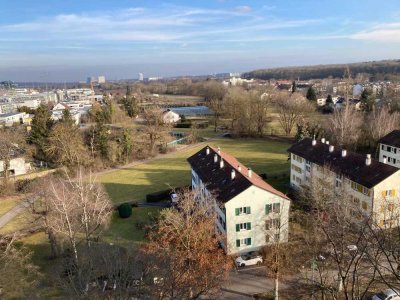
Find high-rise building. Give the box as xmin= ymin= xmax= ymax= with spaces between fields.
xmin=138 ymin=73 xmax=144 ymax=81
xmin=98 ymin=76 xmax=106 ymax=84
xmin=86 ymin=76 xmax=96 ymax=84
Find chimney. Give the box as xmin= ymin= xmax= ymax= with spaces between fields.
xmin=217 ymin=147 xmax=221 ymax=155
xmin=341 ymin=149 xmax=347 ymax=157
xmin=220 ymin=159 xmax=224 ymax=169
xmin=326 ymin=141 xmax=330 ymax=145
xmin=214 ymin=154 xmax=218 ymax=163
xmin=383 ymin=157 xmax=387 ymax=164
xmin=321 ymin=138 xmax=326 ymax=144
xmin=329 ymin=145 xmax=334 ymax=152
xmin=206 ymin=147 xmax=210 ymax=155
xmin=231 ymin=169 xmax=236 ymax=180
xmin=366 ymin=154 xmax=372 ymax=166
xmin=247 ymin=168 xmax=252 ymax=178
xmin=237 ymin=165 xmax=242 ymax=172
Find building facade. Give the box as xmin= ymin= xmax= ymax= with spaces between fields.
xmin=188 ymin=146 xmax=290 ymax=255
xmin=288 ymin=138 xmax=400 ymax=228
xmin=378 ymin=130 xmax=400 ymax=168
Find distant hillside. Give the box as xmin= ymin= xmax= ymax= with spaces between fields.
xmin=243 ymin=60 xmax=400 ymax=81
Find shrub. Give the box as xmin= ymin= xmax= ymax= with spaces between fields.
xmin=118 ymin=203 xmax=132 ymax=218
xmin=146 ymin=189 xmax=171 ymax=202
xmin=175 ymin=122 xmax=192 ymax=128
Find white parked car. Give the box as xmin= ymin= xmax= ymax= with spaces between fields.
xmin=372 ymin=289 xmax=400 ymax=300
xmin=235 ymin=255 xmax=263 ymax=267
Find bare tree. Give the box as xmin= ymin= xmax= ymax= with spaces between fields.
xmin=300 ymin=165 xmax=386 ymax=300
xmin=31 ymin=168 xmax=113 ymax=262
xmin=262 ymin=201 xmax=291 ymax=300
xmin=366 ymin=106 xmax=400 ymax=144
xmin=145 ymin=188 xmax=230 ymax=299
xmin=328 ymin=105 xmax=362 ymax=149
xmin=142 ymin=107 xmax=171 ymax=155
xmin=274 ymin=91 xmax=312 ymax=136
xmin=45 ymin=119 xmax=90 ymax=168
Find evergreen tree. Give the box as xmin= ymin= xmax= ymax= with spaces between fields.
xmin=122 ymin=86 xmax=139 ymax=118
xmin=119 ymin=129 xmax=133 ymax=163
xmin=360 ymin=89 xmax=375 ymax=112
xmin=326 ymin=94 xmax=333 ymax=104
xmin=60 ymin=109 xmax=75 ymax=127
xmin=306 ymin=87 xmax=317 ymax=101
xmin=291 ymin=81 xmax=296 ymax=93
xmin=30 ymin=104 xmax=53 ymax=160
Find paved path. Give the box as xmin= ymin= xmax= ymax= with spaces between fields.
xmin=0 ymin=199 xmax=31 ymax=229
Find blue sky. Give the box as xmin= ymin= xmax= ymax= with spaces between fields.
xmin=1 ymin=0 xmax=400 ymax=81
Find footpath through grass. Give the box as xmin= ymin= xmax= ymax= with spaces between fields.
xmin=100 ymin=138 xmax=291 ymax=204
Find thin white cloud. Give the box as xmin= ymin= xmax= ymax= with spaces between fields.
xmin=351 ymin=22 xmax=400 ymax=42
xmin=234 ymin=6 xmax=252 ymax=13
xmin=0 ymin=6 xmax=320 ymax=44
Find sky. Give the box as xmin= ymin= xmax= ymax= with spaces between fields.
xmin=1 ymin=0 xmax=400 ymax=82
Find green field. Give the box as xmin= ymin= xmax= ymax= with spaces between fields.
xmin=103 ymin=207 xmax=161 ymax=246
xmin=100 ymin=138 xmax=291 ymax=204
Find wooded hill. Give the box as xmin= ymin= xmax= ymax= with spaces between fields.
xmin=243 ymin=59 xmax=400 ymax=81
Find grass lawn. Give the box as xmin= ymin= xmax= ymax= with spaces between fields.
xmin=0 ymin=197 xmax=20 ymax=217
xmin=0 ymin=209 xmax=34 ymax=234
xmin=103 ymin=207 xmax=161 ymax=247
xmin=100 ymin=138 xmax=291 ymax=204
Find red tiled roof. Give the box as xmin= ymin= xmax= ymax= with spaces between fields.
xmin=187 ymin=145 xmax=290 ymax=202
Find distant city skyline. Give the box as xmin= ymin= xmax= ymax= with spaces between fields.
xmin=1 ymin=0 xmax=400 ymax=82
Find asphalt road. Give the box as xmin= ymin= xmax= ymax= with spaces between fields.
xmin=221 ymin=265 xmax=287 ymax=299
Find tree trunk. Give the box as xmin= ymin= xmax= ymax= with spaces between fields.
xmin=274 ymin=273 xmax=279 ymax=300
xmin=48 ymin=230 xmax=59 ymax=258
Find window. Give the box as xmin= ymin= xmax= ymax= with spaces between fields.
xmin=381 ymin=190 xmax=396 ymax=198
xmin=291 ymin=164 xmax=302 ymax=174
xmin=272 ymin=203 xmax=281 ymax=213
xmin=394 ymin=148 xmax=397 ymax=154
xmin=388 ymin=157 xmax=392 ymax=163
xmin=236 ymin=222 xmax=251 ymax=232
xmin=265 ymin=235 xmax=270 ymax=243
xmin=235 ymin=206 xmax=251 ymax=215
xmin=388 ymin=204 xmax=395 ymax=212
xmin=265 ymin=204 xmax=272 ymax=214
xmin=306 ymin=165 xmax=311 ymax=172
xmin=265 ymin=218 xmax=281 ymax=230
xmin=292 ymin=154 xmax=304 ymax=163
xmin=351 ymin=182 xmax=371 ymax=196
xmin=387 ymin=146 xmax=392 ymax=152
xmin=274 ymin=233 xmax=280 ymax=241
xmin=362 ymin=201 xmax=368 ymax=211
xmin=382 ymin=144 xmax=384 ymax=150
xmin=236 ymin=238 xmax=251 ymax=247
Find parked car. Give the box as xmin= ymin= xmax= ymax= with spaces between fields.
xmin=372 ymin=288 xmax=400 ymax=300
xmin=235 ymin=254 xmax=263 ymax=267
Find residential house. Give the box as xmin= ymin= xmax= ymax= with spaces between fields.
xmin=187 ymin=146 xmax=290 ymax=255
xmin=0 ymin=156 xmax=31 ymax=177
xmin=378 ymin=130 xmax=400 ymax=168
xmin=0 ymin=112 xmax=29 ymax=126
xmin=288 ymin=138 xmax=400 ymax=228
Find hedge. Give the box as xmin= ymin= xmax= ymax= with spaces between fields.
xmin=146 ymin=189 xmax=171 ymax=202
